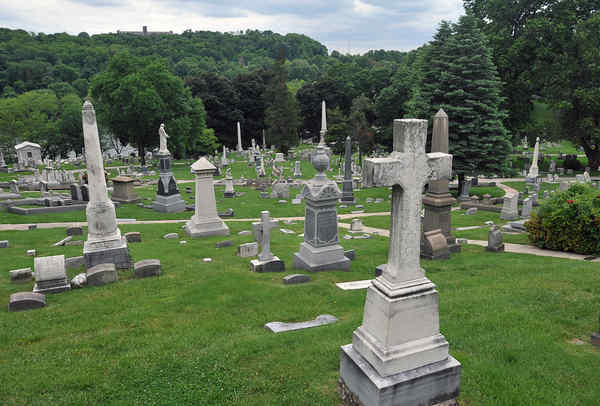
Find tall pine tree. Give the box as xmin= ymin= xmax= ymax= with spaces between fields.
xmin=421 ymin=16 xmax=512 ymax=189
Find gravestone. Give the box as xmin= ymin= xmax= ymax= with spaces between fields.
xmin=10 ymin=268 xmax=32 ymax=283
xmin=265 ymin=314 xmax=337 ymax=333
xmin=66 ymin=226 xmax=83 ymax=236
xmin=133 ymin=259 xmax=161 ymax=278
xmin=224 ymin=169 xmax=235 ymax=198
xmin=125 ymin=232 xmax=141 ymax=243
xmin=274 ymin=153 xmax=285 ymax=163
xmin=341 ymin=136 xmax=355 ymax=204
xmin=293 ymin=161 xmax=302 ymax=178
xmin=152 ymin=124 xmax=185 ymax=213
xmin=81 ymin=101 xmax=130 ymax=270
xmin=9 ymin=180 xmax=19 ymax=194
xmin=33 ymin=255 xmax=71 ymax=294
xmin=339 ymin=119 xmax=460 ymax=406
xmin=111 ymin=176 xmax=140 ymax=203
xmin=521 ymin=197 xmax=532 ymax=218
xmin=350 ymin=218 xmax=363 ymax=231
xmin=271 ymin=182 xmax=290 ymax=199
xmin=422 ymin=109 xmax=459 ymax=257
xmin=293 ymin=141 xmax=350 ymax=272
xmin=500 ymin=194 xmax=519 ymax=220
xmin=86 ymin=263 xmax=118 ymax=286
xmin=238 ymin=242 xmax=258 ymax=257
xmin=486 ymin=226 xmax=504 ymax=252
xmin=8 ymin=292 xmax=46 ymax=312
xmin=80 ymin=184 xmax=89 ymax=201
xmin=283 ymin=274 xmax=310 ymax=284
xmin=184 ymin=157 xmax=229 ymax=237
xmin=250 ymin=211 xmax=285 ymax=272
xmin=458 ymin=179 xmax=471 ymax=202
xmin=0 ymin=240 xmax=8 ymax=248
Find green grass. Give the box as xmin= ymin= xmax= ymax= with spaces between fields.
xmin=1 ymin=223 xmax=599 ymax=404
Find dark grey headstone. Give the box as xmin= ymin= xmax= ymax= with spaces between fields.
xmin=125 ymin=232 xmax=142 ymax=243
xmin=344 ymin=249 xmax=356 ymax=261
xmin=66 ymin=226 xmax=83 ymax=236
xmin=8 ymin=292 xmax=46 ymax=312
xmin=216 ymin=240 xmax=233 ymax=248
xmin=10 ymin=268 xmax=32 ymax=283
xmin=65 ymin=256 xmax=85 ymax=269
xmin=0 ymin=240 xmax=8 ymax=248
xmin=86 ymin=263 xmax=118 ymax=286
xmin=283 ymin=274 xmax=310 ymax=285
xmin=133 ymin=259 xmax=161 ymax=278
xmin=252 ymin=259 xmax=285 ymax=273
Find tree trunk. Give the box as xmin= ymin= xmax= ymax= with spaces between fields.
xmin=138 ymin=143 xmax=145 ymax=166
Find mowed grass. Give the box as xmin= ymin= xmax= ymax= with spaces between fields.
xmin=1 ymin=222 xmax=600 ymax=404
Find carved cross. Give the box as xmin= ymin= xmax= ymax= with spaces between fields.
xmin=363 ymin=119 xmax=452 ymax=293
xmin=252 ymin=211 xmax=279 ymax=261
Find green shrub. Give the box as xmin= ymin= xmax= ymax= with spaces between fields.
xmin=526 ymin=184 xmax=600 ymax=254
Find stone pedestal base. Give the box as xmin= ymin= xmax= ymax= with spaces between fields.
xmin=152 ymin=193 xmax=186 ymax=213
xmin=341 ymin=180 xmax=355 ymax=203
xmin=339 ymin=344 xmax=460 ymax=406
xmin=421 ymin=229 xmax=450 ymax=260
xmin=293 ymin=242 xmax=351 ymax=272
xmin=184 ymin=217 xmax=229 ymax=238
xmin=224 ymin=191 xmax=235 ymax=198
xmin=486 ymin=244 xmax=505 ymax=252
xmin=250 ymin=256 xmax=285 ymax=273
xmin=33 ymin=281 xmax=71 ymax=294
xmin=83 ymin=237 xmax=130 ymax=270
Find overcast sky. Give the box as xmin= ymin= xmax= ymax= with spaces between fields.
xmin=0 ymin=0 xmax=465 ymax=54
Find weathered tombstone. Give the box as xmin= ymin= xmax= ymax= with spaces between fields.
xmin=466 ymin=207 xmax=477 ymax=215
xmin=340 ymin=119 xmax=460 ymax=406
xmin=265 ymin=314 xmax=337 ymax=333
xmin=224 ymin=168 xmax=235 ymax=198
xmin=458 ymin=179 xmax=472 ymax=202
xmin=0 ymin=240 xmax=8 ymax=248
xmin=350 ymin=218 xmax=363 ymax=231
xmin=111 ymin=176 xmax=140 ymax=203
xmin=133 ymin=259 xmax=161 ymax=278
xmin=283 ymin=274 xmax=310 ymax=285
xmin=341 ymin=136 xmax=355 ymax=204
xmin=9 ymin=180 xmax=19 ymax=194
xmin=8 ymin=292 xmax=46 ymax=312
xmin=125 ymin=232 xmax=141 ymax=243
xmin=10 ymin=268 xmax=32 ymax=283
xmin=521 ymin=197 xmax=532 ymax=218
xmin=543 ymin=190 xmax=549 ymax=199
xmin=70 ymin=184 xmax=82 ymax=201
xmin=500 ymin=194 xmax=519 ymax=220
xmin=86 ymin=263 xmax=118 ymax=286
xmin=39 ymin=180 xmax=48 ymax=194
xmin=250 ymin=211 xmax=285 ymax=272
xmin=237 ymin=242 xmax=258 ymax=257
xmin=422 ymin=109 xmax=459 ymax=257
xmin=152 ymin=124 xmax=186 ymax=213
xmin=184 ymin=157 xmax=229 ymax=237
xmin=80 ymin=184 xmax=89 ymax=201
xmin=583 ymin=171 xmax=591 ymax=183
xmin=293 ymin=161 xmax=302 ymax=178
xmin=66 ymin=226 xmax=83 ymax=236
xmin=274 ymin=152 xmax=285 ymax=163
xmin=549 ymin=160 xmax=556 ymax=173
xmin=33 ymin=255 xmax=71 ymax=294
xmin=293 ymin=141 xmax=350 ymax=272
xmin=81 ymin=101 xmax=130 ymax=270
xmin=271 ymin=182 xmax=290 ymax=199
xmin=526 ymin=137 xmax=540 ymax=183
xmin=486 ymin=225 xmax=504 ymax=252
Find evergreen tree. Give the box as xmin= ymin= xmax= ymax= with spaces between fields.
xmin=421 ymin=16 xmax=512 ymax=188
xmin=264 ymin=56 xmax=299 ymax=154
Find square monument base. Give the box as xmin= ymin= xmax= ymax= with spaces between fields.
xmin=339 ymin=344 xmax=460 ymax=406
xmin=184 ymin=217 xmax=229 ymax=238
xmin=152 ymin=194 xmax=186 ymax=213
xmin=250 ymin=257 xmax=285 ymax=273
xmin=83 ymin=238 xmax=131 ymax=270
xmin=293 ymin=242 xmax=351 ymax=272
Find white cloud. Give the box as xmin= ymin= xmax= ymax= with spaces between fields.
xmin=0 ymin=0 xmax=465 ymax=53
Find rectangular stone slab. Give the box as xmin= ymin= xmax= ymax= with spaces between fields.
xmin=265 ymin=314 xmax=337 ymax=333
xmin=336 ymin=280 xmax=373 ymax=291
xmin=9 ymin=292 xmax=46 ymax=312
xmin=34 ymin=255 xmax=66 ymax=282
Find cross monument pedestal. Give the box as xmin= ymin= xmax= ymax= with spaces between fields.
xmin=250 ymin=211 xmax=285 ymax=272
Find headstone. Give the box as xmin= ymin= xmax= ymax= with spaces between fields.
xmin=80 ymin=184 xmax=89 ymax=201
xmin=163 ymin=233 xmax=179 ymax=239
xmin=265 ymin=314 xmax=337 ymax=333
xmin=543 ymin=191 xmax=549 ymax=199
xmin=0 ymin=240 xmax=8 ymax=248
xmin=184 ymin=158 xmax=229 ymax=238
xmin=584 ymin=171 xmax=591 ymax=183
xmin=293 ymin=140 xmax=350 ymax=272
xmin=111 ymin=176 xmax=140 ymax=203
xmin=27 ymin=249 xmax=36 ymax=256
xmin=340 ymin=119 xmax=460 ymax=406
xmin=521 ymin=197 xmax=533 ymax=218
xmin=215 ymin=240 xmax=233 ymax=248
xmin=486 ymin=226 xmax=505 ymax=252
xmin=66 ymin=226 xmax=83 ymax=236
xmin=274 ymin=152 xmax=285 ymax=163
xmin=81 ymin=101 xmax=130 ymax=270
xmin=125 ymin=232 xmax=141 ymax=243
xmin=8 ymin=292 xmax=46 ymax=312
xmin=33 ymin=255 xmax=71 ymax=294
xmin=152 ymin=125 xmax=186 ymax=213
xmin=237 ymin=242 xmax=258 ymax=257
xmin=39 ymin=180 xmax=48 ymax=194
xmin=458 ymin=179 xmax=471 ymax=202
xmin=53 ymin=236 xmax=73 ymax=246
xmin=283 ymin=274 xmax=310 ymax=285
xmin=350 ymin=218 xmax=363 ymax=231
xmin=293 ymin=161 xmax=302 ymax=178
xmin=10 ymin=268 xmax=32 ymax=283
xmin=549 ymin=160 xmax=556 ymax=173
xmin=251 ymin=211 xmax=285 ymax=272
xmin=576 ymin=174 xmax=585 ymax=183
xmin=86 ymin=263 xmax=118 ymax=286
xmin=271 ymin=182 xmax=290 ymax=199
xmin=9 ymin=180 xmax=19 ymax=194
xmin=65 ymin=256 xmax=85 ymax=269
xmin=500 ymin=194 xmax=519 ymax=220
xmin=341 ymin=136 xmax=355 ymax=204
xmin=133 ymin=259 xmax=161 ymax=278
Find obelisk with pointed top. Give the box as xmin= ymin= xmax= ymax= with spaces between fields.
xmin=319 ymin=100 xmax=327 ymax=145
xmin=341 ymin=136 xmax=355 ymax=204
xmin=422 ymin=109 xmax=459 ymax=257
xmin=237 ymin=121 xmax=243 ymax=152
xmin=339 ymin=119 xmax=460 ymax=406
xmin=81 ymin=101 xmax=130 ymax=270
xmin=527 ymin=136 xmax=540 ymax=183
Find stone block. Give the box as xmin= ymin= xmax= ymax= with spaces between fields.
xmin=265 ymin=314 xmax=337 ymax=333
xmin=66 ymin=256 xmax=85 ymax=269
xmin=33 ymin=255 xmax=70 ymax=294
xmin=0 ymin=240 xmax=8 ymax=248
xmin=216 ymin=240 xmax=233 ymax=248
xmin=52 ymin=236 xmax=72 ymax=246
xmin=250 ymin=257 xmax=285 ymax=273
xmin=86 ymin=263 xmax=118 ymax=286
xmin=238 ymin=242 xmax=259 ymax=257
xmin=465 ymin=207 xmax=477 ymax=215
xmin=28 ymin=224 xmax=37 ymax=230
xmin=125 ymin=232 xmax=142 ymax=243
xmin=10 ymin=268 xmax=32 ymax=283
xmin=283 ymin=274 xmax=310 ymax=285
xmin=163 ymin=233 xmax=179 ymax=239
xmin=65 ymin=240 xmax=84 ymax=246
xmin=27 ymin=249 xmax=36 ymax=256
xmin=344 ymin=249 xmax=356 ymax=261
xmin=66 ymin=226 xmax=83 ymax=236
xmin=8 ymin=292 xmax=46 ymax=312
xmin=133 ymin=259 xmax=161 ymax=278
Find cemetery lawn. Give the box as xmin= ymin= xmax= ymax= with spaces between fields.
xmin=2 ymin=222 xmax=600 ymax=404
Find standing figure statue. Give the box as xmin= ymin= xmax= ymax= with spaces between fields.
xmin=159 ymin=123 xmax=170 ymax=154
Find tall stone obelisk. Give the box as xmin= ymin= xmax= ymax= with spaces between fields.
xmin=237 ymin=122 xmax=243 ymax=152
xmin=526 ymin=136 xmax=540 ymax=183
xmin=341 ymin=136 xmax=354 ymax=204
xmin=422 ymin=109 xmax=459 ymax=257
xmin=82 ymin=101 xmax=130 ymax=269
xmin=319 ymin=100 xmax=327 ymax=145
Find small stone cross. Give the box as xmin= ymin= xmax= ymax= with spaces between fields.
xmin=363 ymin=119 xmax=452 ymax=293
xmin=252 ymin=211 xmax=279 ymax=261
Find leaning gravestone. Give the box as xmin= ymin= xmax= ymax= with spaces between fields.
xmin=250 ymin=211 xmax=285 ymax=272
xmin=339 ymin=119 xmax=460 ymax=406
xmin=33 ymin=255 xmax=71 ymax=294
xmin=8 ymin=292 xmax=46 ymax=312
xmin=10 ymin=268 xmax=32 ymax=283
xmin=86 ymin=263 xmax=118 ymax=286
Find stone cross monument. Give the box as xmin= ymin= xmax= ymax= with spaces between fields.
xmin=184 ymin=157 xmax=229 ymax=238
xmin=422 ymin=109 xmax=459 ymax=257
xmin=81 ymin=101 xmax=130 ymax=269
xmin=293 ymin=135 xmax=350 ymax=272
xmin=341 ymin=136 xmax=355 ymax=204
xmin=527 ymin=136 xmax=540 ymax=183
xmin=339 ymin=119 xmax=460 ymax=405
xmin=152 ymin=124 xmax=185 ymax=213
xmin=237 ymin=121 xmax=243 ymax=152
xmin=250 ymin=211 xmax=285 ymax=272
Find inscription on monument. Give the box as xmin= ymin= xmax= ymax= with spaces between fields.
xmin=305 ymin=207 xmax=316 ymax=244
xmin=317 ymin=210 xmax=338 ymax=246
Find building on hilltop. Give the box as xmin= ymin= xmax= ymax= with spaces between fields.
xmin=117 ymin=26 xmax=173 ymax=36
